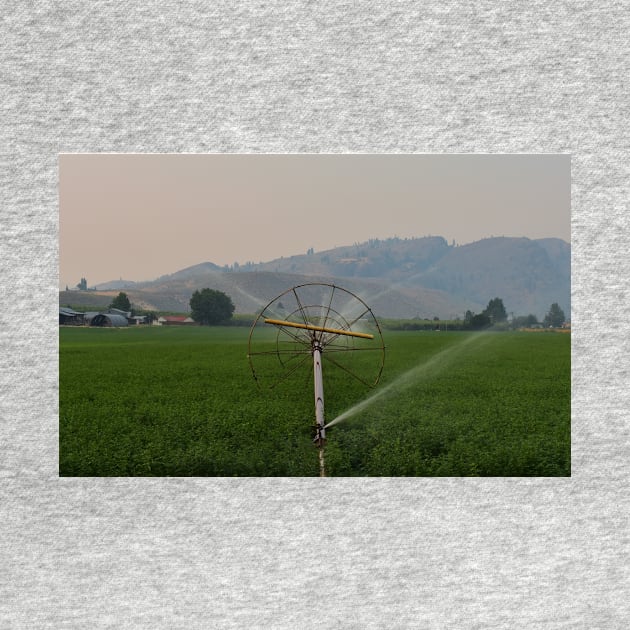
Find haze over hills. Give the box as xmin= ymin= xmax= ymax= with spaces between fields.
xmin=60 ymin=236 xmax=570 ymax=320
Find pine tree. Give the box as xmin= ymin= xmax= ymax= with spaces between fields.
xmin=483 ymin=297 xmax=507 ymax=324
xmin=110 ymin=292 xmax=131 ymax=312
xmin=543 ymin=303 xmax=565 ymax=328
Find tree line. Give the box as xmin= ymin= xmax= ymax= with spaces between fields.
xmin=383 ymin=299 xmax=567 ymax=332
xmin=99 ymin=289 xmax=236 ymax=325
xmin=464 ymin=298 xmax=566 ymax=330
xmin=105 ymin=290 xmax=566 ymax=330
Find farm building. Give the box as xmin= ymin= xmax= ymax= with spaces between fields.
xmin=109 ymin=307 xmax=131 ymax=318
xmin=90 ymin=313 xmax=129 ymax=327
xmin=59 ymin=306 xmax=146 ymax=327
xmin=59 ymin=307 xmax=85 ymax=325
xmin=156 ymin=316 xmax=198 ymax=326
xmin=82 ymin=312 xmax=101 ymax=325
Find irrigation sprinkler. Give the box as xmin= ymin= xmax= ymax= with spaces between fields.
xmin=247 ymin=283 xmax=385 ymax=477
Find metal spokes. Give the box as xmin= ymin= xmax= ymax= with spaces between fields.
xmin=248 ymin=283 xmax=385 ymax=390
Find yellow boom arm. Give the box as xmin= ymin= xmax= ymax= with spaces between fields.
xmin=264 ymin=318 xmax=374 ymax=339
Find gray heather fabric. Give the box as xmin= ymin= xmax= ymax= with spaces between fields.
xmin=2 ymin=2 xmax=629 ymax=628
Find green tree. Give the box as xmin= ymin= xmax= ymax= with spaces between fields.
xmin=190 ymin=288 xmax=235 ymax=325
xmin=463 ymin=310 xmax=490 ymax=330
xmin=543 ymin=303 xmax=566 ymax=328
xmin=110 ymin=292 xmax=131 ymax=312
xmin=483 ymin=297 xmax=507 ymax=324
xmin=513 ymin=314 xmax=538 ymax=328
xmin=76 ymin=277 xmax=87 ymax=291
xmin=471 ymin=313 xmax=491 ymax=329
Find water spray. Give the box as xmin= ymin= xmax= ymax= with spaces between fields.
xmin=248 ymin=283 xmax=385 ymax=477
xmin=324 ymin=330 xmax=490 ymax=430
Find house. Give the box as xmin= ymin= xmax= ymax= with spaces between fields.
xmin=156 ymin=316 xmax=198 ymax=326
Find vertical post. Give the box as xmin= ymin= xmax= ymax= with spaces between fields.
xmin=313 ymin=342 xmax=326 ymax=476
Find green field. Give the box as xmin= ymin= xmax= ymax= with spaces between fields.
xmin=59 ymin=326 xmax=570 ymax=476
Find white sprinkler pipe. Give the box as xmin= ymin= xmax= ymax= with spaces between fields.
xmin=263 ymin=318 xmax=331 ymax=473
xmin=313 ymin=342 xmax=325 ymax=444
xmin=313 ymin=342 xmax=326 ymax=477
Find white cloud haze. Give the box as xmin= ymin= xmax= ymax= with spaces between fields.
xmin=60 ymin=154 xmax=570 ymax=288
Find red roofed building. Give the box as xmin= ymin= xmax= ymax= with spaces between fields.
xmin=157 ymin=316 xmax=198 ymax=326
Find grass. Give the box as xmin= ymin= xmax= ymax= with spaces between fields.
xmin=59 ymin=326 xmax=570 ymax=476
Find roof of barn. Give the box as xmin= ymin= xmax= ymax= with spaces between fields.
xmin=91 ymin=313 xmax=129 ymax=327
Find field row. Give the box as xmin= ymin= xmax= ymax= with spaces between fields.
xmin=59 ymin=326 xmax=570 ymax=476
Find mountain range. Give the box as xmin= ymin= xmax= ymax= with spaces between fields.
xmin=60 ymin=236 xmax=570 ymax=320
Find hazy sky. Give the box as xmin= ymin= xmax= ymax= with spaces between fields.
xmin=59 ymin=154 xmax=570 ymax=288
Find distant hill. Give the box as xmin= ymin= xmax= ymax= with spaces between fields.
xmin=90 ymin=279 xmax=137 ymax=291
xmin=151 ymin=261 xmax=224 ymax=282
xmin=64 ymin=271 xmax=467 ymax=319
xmin=61 ymin=236 xmax=570 ymax=319
xmin=255 ymin=236 xmax=449 ymax=280
xmin=247 ymin=235 xmax=570 ymax=318
xmin=408 ymin=236 xmax=570 ymax=318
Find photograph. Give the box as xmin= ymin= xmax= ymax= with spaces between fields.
xmin=59 ymin=153 xmax=570 ymax=476
xmin=7 ymin=3 xmax=630 ymax=626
